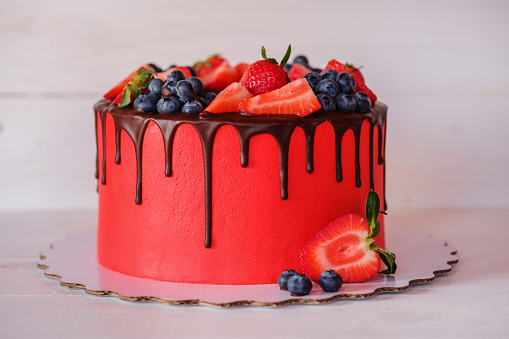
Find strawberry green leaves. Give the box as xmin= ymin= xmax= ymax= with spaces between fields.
xmin=365 ymin=190 xmax=397 ymax=275
xmin=117 ymin=68 xmax=156 ymax=108
xmin=261 ymin=44 xmax=292 ymax=68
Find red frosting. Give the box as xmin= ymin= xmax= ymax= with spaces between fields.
xmin=95 ymin=103 xmax=386 ymax=285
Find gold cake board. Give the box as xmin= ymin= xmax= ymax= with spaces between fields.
xmin=38 ymin=225 xmax=457 ymax=307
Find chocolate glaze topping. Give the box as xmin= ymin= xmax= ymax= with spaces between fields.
xmin=94 ymin=100 xmax=387 ymax=248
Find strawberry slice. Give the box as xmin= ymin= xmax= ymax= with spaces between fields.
xmin=235 ymin=62 xmax=250 ymax=77
xmin=103 ymin=64 xmax=154 ymax=100
xmin=299 ymin=191 xmax=397 ymax=283
xmin=238 ymin=78 xmax=321 ymax=117
xmin=205 ymin=82 xmax=253 ymax=113
xmin=194 ymin=55 xmax=226 ymax=77
xmin=198 ymin=61 xmax=241 ymax=92
xmin=288 ymin=62 xmax=312 ymax=81
xmin=156 ymin=66 xmax=192 ymax=81
xmin=323 ymin=59 xmax=377 ymax=103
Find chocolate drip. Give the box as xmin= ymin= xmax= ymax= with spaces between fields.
xmin=94 ymin=101 xmax=387 ymax=248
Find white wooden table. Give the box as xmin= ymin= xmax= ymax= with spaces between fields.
xmin=1 ymin=208 xmax=507 ymax=338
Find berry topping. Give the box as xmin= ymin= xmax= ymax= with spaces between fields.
xmin=323 ymin=59 xmax=377 ymax=103
xmin=303 ymin=72 xmax=322 ymax=92
xmin=182 ymin=100 xmax=203 ymax=114
xmin=277 ymin=269 xmax=299 ymax=291
xmin=239 ymin=78 xmax=321 ymax=117
xmin=235 ymin=62 xmax=250 ymax=77
xmin=353 ymin=92 xmax=371 ymax=113
xmin=316 ymin=93 xmax=337 ymax=111
xmin=316 ymin=79 xmax=340 ymax=98
xmin=346 ymin=62 xmax=365 ymax=84
xmin=112 ymin=68 xmax=156 ymax=108
xmin=240 ymin=45 xmax=292 ymax=96
xmin=165 ymin=69 xmax=186 ymax=84
xmin=318 ymin=270 xmax=343 ymax=292
xmin=205 ymin=82 xmax=253 ymax=113
xmin=288 ymin=62 xmax=312 ymax=81
xmin=338 ymin=72 xmax=356 ymax=94
xmin=199 ymin=61 xmax=242 ymax=92
xmin=335 ymin=93 xmax=356 ymax=112
xmin=103 ymin=64 xmax=155 ymax=100
xmin=147 ymin=78 xmax=164 ymax=97
xmin=133 ymin=93 xmax=159 ymax=113
xmin=157 ymin=66 xmax=192 ymax=81
xmin=163 ymin=81 xmax=178 ymax=96
xmin=147 ymin=63 xmax=163 ymax=73
xmin=287 ymin=274 xmax=313 ymax=296
xmin=202 ymin=91 xmax=217 ymax=106
xmin=157 ymin=96 xmax=181 ymax=114
xmin=299 ymin=191 xmax=397 ymax=283
xmin=176 ymin=80 xmax=197 ymax=103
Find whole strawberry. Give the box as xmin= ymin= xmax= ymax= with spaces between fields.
xmin=240 ymin=45 xmax=291 ymax=96
xmin=345 ymin=62 xmax=365 ymax=84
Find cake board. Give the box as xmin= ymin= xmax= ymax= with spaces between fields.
xmin=38 ymin=225 xmax=458 ymax=307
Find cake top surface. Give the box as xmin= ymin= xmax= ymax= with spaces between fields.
xmin=101 ymin=45 xmax=378 ymax=118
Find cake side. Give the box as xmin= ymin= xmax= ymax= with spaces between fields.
xmin=95 ymin=101 xmax=387 ymax=285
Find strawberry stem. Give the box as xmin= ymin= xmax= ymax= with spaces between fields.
xmin=260 ymin=45 xmax=292 ymax=67
xmin=117 ymin=68 xmax=155 ymax=108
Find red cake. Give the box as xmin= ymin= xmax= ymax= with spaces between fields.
xmin=95 ymin=50 xmax=388 ymax=285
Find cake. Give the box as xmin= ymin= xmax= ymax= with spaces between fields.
xmin=94 ymin=48 xmax=390 ymax=285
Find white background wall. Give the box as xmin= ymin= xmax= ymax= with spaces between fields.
xmin=0 ymin=0 xmax=508 ymax=211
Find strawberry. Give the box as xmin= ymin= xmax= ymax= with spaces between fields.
xmin=235 ymin=62 xmax=250 ymax=77
xmin=345 ymin=62 xmax=365 ymax=84
xmin=194 ymin=55 xmax=226 ymax=77
xmin=299 ymin=191 xmax=396 ymax=283
xmin=103 ymin=64 xmax=154 ymax=100
xmin=156 ymin=66 xmax=192 ymax=81
xmin=323 ymin=59 xmax=377 ymax=103
xmin=205 ymin=82 xmax=253 ymax=113
xmin=239 ymin=78 xmax=320 ymax=117
xmin=111 ymin=68 xmax=155 ymax=108
xmin=240 ymin=45 xmax=291 ymax=96
xmin=288 ymin=62 xmax=312 ymax=81
xmin=198 ymin=61 xmax=241 ymax=92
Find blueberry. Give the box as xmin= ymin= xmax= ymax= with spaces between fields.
xmin=278 ymin=269 xmax=298 ymax=290
xmin=293 ymin=55 xmax=309 ymax=66
xmin=195 ymin=96 xmax=206 ymax=109
xmin=284 ymin=63 xmax=292 ymax=72
xmin=316 ymin=93 xmax=337 ymax=111
xmin=147 ymin=78 xmax=164 ymax=97
xmin=353 ymin=92 xmax=371 ymax=113
xmin=147 ymin=63 xmax=163 ymax=73
xmin=157 ymin=96 xmax=181 ymax=114
xmin=133 ymin=93 xmax=159 ymax=113
xmin=338 ymin=72 xmax=356 ymax=94
xmin=316 ymin=79 xmax=340 ymax=97
xmin=303 ymin=72 xmax=322 ymax=92
xmin=321 ymin=69 xmax=340 ymax=82
xmin=335 ymin=93 xmax=356 ymax=112
xmin=318 ymin=270 xmax=343 ymax=292
xmin=163 ymin=81 xmax=178 ymax=96
xmin=176 ymin=80 xmax=196 ymax=103
xmin=186 ymin=66 xmax=196 ymax=77
xmin=287 ymin=274 xmax=313 ymax=296
xmin=182 ymin=100 xmax=203 ymax=114
xmin=186 ymin=77 xmax=205 ymax=96
xmin=202 ymin=91 xmax=217 ymax=106
xmin=166 ymin=69 xmax=186 ymax=83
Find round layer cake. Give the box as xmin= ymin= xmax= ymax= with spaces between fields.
xmin=94 ymin=101 xmax=387 ymax=285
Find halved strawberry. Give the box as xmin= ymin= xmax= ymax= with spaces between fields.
xmin=111 ymin=68 xmax=155 ymax=107
xmin=288 ymin=62 xmax=312 ymax=81
xmin=103 ymin=64 xmax=154 ymax=100
xmin=205 ymin=83 xmax=253 ymax=113
xmin=323 ymin=59 xmax=377 ymax=103
xmin=156 ymin=66 xmax=192 ymax=81
xmin=239 ymin=78 xmax=320 ymax=117
xmin=198 ymin=61 xmax=241 ymax=92
xmin=235 ymin=62 xmax=250 ymax=77
xmin=299 ymin=191 xmax=396 ymax=283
